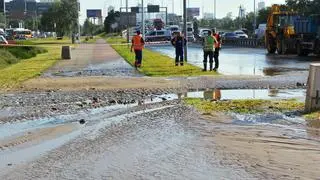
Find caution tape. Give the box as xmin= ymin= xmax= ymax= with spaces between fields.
xmin=0 ymin=40 xmax=174 ymax=48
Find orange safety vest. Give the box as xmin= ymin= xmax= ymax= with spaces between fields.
xmin=132 ymin=35 xmax=144 ymax=50
xmin=213 ymin=34 xmax=221 ymax=48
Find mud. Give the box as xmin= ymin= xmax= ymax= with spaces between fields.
xmin=43 ymin=39 xmax=140 ymax=77
xmin=0 ymin=101 xmax=319 ymax=179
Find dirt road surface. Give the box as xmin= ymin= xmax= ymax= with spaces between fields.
xmin=0 ymin=40 xmax=319 ymax=179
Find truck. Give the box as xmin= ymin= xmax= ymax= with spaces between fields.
xmin=265 ymin=4 xmax=320 ymax=56
xmin=153 ymin=19 xmax=164 ymax=30
xmin=294 ymin=15 xmax=320 ymax=56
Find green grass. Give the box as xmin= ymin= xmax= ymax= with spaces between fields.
xmin=105 ymin=36 xmax=127 ymax=44
xmin=0 ymin=37 xmax=70 ymax=90
xmin=0 ymin=49 xmax=19 ymax=69
xmin=16 ymin=37 xmax=73 ymax=46
xmin=184 ymin=98 xmax=305 ymax=114
xmin=6 ymin=46 xmax=48 ymax=59
xmin=106 ymin=37 xmax=220 ymax=77
xmin=0 ymin=46 xmax=60 ymax=89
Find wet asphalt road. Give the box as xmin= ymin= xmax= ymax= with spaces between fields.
xmin=149 ymin=45 xmax=320 ymax=76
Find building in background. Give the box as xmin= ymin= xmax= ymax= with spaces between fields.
xmin=258 ymin=1 xmax=266 ymax=11
xmin=5 ymin=0 xmax=57 ymax=19
xmin=203 ymin=13 xmax=214 ymax=20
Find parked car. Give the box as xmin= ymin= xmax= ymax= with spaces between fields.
xmin=222 ymin=32 xmax=238 ymax=40
xmin=234 ymin=30 xmax=248 ymax=38
xmin=171 ymin=31 xmax=181 ymax=38
xmin=254 ymin=24 xmax=266 ymax=39
xmin=145 ymin=30 xmax=171 ymax=42
xmin=168 ymin=25 xmax=179 ymax=32
xmin=0 ymin=35 xmax=8 ymax=45
xmin=186 ymin=27 xmax=195 ymax=42
xmin=199 ymin=29 xmax=211 ymax=38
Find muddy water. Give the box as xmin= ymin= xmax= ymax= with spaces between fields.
xmin=149 ymin=46 xmax=320 ymax=76
xmin=0 ymin=94 xmax=319 ymax=179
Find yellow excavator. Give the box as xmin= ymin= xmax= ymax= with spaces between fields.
xmin=265 ymin=4 xmax=298 ymax=54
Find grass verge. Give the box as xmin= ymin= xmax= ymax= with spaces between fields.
xmin=0 ymin=46 xmax=60 ymax=90
xmin=184 ymin=98 xmax=305 ymax=114
xmin=106 ymin=37 xmax=219 ymax=77
xmin=0 ymin=49 xmax=19 ymax=69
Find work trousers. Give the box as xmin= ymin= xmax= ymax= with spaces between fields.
xmin=175 ymin=49 xmax=184 ymax=65
xmin=214 ymin=48 xmax=220 ymax=69
xmin=134 ymin=49 xmax=142 ymax=67
xmin=203 ymin=50 xmax=214 ymax=63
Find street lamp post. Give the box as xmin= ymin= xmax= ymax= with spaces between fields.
xmin=253 ymin=0 xmax=257 ymax=31
xmin=214 ymin=0 xmax=216 ymax=19
xmin=142 ymin=0 xmax=144 ymax=39
xmin=126 ymin=0 xmax=129 ymax=44
xmin=183 ymin=0 xmax=187 ymax=62
xmin=77 ymin=0 xmax=81 ymax=43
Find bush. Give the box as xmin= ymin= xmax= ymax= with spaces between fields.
xmin=6 ymin=46 xmax=48 ymax=59
xmin=0 ymin=49 xmax=19 ymax=69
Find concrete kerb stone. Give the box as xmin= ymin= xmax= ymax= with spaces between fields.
xmin=305 ymin=63 xmax=320 ymax=113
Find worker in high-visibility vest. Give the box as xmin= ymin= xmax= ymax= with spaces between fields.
xmin=212 ymin=28 xmax=221 ymax=71
xmin=202 ymin=30 xmax=217 ymax=71
xmin=131 ymin=30 xmax=145 ymax=68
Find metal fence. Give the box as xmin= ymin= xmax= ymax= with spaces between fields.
xmin=222 ymin=38 xmax=265 ymax=48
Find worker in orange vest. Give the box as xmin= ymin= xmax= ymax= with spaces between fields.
xmin=212 ymin=29 xmax=221 ymax=71
xmin=131 ymin=30 xmax=145 ymax=68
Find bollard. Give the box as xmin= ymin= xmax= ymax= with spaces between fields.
xmin=305 ymin=63 xmax=320 ymax=113
xmin=61 ymin=46 xmax=71 ymax=60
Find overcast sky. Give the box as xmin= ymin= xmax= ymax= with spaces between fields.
xmin=78 ymin=0 xmax=285 ymax=22
xmin=8 ymin=0 xmax=285 ymax=23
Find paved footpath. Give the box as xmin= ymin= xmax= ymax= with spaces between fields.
xmin=43 ymin=39 xmax=141 ymax=77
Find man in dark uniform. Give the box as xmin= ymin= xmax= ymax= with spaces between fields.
xmin=171 ymin=32 xmax=186 ymax=66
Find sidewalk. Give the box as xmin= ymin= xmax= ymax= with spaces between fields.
xmin=43 ymin=39 xmax=140 ymax=77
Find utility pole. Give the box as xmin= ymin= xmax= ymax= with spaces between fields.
xmin=126 ymin=0 xmax=129 ymax=44
xmin=214 ymin=0 xmax=216 ymax=19
xmin=183 ymin=0 xmax=187 ymax=62
xmin=3 ymin=0 xmax=6 ymax=28
xmin=77 ymin=0 xmax=81 ymax=42
xmin=253 ymin=0 xmax=256 ymax=31
xmin=172 ymin=0 xmax=174 ymax=14
xmin=142 ymin=0 xmax=144 ymax=39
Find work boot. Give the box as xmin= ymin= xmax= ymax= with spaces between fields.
xmin=202 ymin=63 xmax=207 ymax=71
xmin=180 ymin=62 xmax=184 ymax=66
xmin=209 ymin=63 xmax=213 ymax=71
xmin=175 ymin=63 xmax=179 ymax=66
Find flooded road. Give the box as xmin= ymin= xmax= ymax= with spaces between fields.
xmin=0 ymin=93 xmax=319 ymax=179
xmin=149 ymin=46 xmax=320 ymax=76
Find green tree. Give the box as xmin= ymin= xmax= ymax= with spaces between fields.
xmin=193 ymin=18 xmax=199 ymax=34
xmin=285 ymin=0 xmax=320 ymax=15
xmin=257 ymin=7 xmax=271 ymax=25
xmin=0 ymin=13 xmax=5 ymax=28
xmin=104 ymin=10 xmax=120 ymax=33
xmin=40 ymin=0 xmax=78 ymax=36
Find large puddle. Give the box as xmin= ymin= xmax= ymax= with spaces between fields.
xmin=150 ymin=89 xmax=306 ymax=102
xmin=149 ymin=46 xmax=320 ymax=76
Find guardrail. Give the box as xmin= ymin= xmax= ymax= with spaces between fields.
xmin=222 ymin=38 xmax=265 ymax=48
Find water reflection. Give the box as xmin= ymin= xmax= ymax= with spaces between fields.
xmin=148 ymin=46 xmax=318 ymax=76
xmin=203 ymin=89 xmax=222 ymax=101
